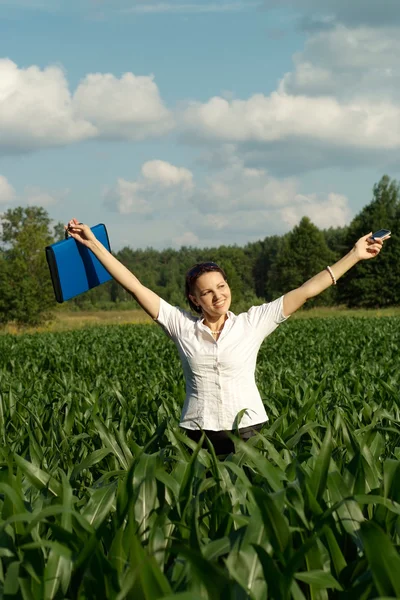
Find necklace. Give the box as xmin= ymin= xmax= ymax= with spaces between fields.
xmin=204 ymin=317 xmax=227 ymax=335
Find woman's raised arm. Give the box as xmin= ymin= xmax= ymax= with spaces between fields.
xmin=282 ymin=232 xmax=386 ymax=318
xmin=65 ymin=219 xmax=160 ymax=319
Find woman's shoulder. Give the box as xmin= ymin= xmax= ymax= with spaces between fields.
xmin=158 ymin=298 xmax=199 ymax=325
xmin=175 ymin=305 xmax=199 ymax=323
xmin=244 ymin=297 xmax=287 ymax=327
xmin=155 ymin=298 xmax=200 ymax=340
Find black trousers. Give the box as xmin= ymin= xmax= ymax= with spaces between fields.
xmin=182 ymin=422 xmax=264 ymax=456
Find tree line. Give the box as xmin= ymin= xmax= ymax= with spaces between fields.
xmin=1 ymin=175 xmax=399 ymax=326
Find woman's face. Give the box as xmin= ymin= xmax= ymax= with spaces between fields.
xmin=190 ymin=271 xmax=231 ymax=318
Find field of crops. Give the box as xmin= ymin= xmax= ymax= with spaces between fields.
xmin=1 ymin=317 xmax=400 ymax=600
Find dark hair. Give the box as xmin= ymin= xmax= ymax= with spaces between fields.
xmin=185 ymin=262 xmax=227 ymax=313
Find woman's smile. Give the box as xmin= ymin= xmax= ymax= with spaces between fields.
xmin=214 ymin=299 xmax=225 ymax=308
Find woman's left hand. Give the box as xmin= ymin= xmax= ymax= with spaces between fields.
xmin=354 ymin=232 xmax=388 ymax=261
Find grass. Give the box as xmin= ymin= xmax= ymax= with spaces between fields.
xmin=2 ymin=304 xmax=400 ymax=335
xmin=0 ymin=308 xmax=152 ymax=335
xmin=291 ymin=305 xmax=400 ymax=319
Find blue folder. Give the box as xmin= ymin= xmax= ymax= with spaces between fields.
xmin=45 ymin=223 xmax=112 ymax=303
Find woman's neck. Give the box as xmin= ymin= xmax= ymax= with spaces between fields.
xmin=203 ymin=313 xmax=228 ymax=330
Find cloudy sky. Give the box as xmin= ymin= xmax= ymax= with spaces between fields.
xmin=0 ymin=0 xmax=399 ymax=250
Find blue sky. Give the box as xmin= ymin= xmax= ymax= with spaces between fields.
xmin=0 ymin=0 xmax=399 ymax=250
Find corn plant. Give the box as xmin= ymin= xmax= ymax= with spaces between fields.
xmin=1 ymin=318 xmax=400 ymax=599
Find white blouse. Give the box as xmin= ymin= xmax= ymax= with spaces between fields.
xmin=156 ymin=296 xmax=288 ymax=431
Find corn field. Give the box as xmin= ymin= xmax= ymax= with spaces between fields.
xmin=1 ymin=317 xmax=400 ymax=599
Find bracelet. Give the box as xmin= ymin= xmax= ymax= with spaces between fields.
xmin=326 ymin=265 xmax=337 ymax=286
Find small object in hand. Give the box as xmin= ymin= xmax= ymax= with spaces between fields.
xmin=371 ymin=229 xmax=391 ymax=241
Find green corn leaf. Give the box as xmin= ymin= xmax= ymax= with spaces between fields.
xmin=294 ymin=570 xmax=343 ymax=591
xmin=178 ymin=433 xmax=205 ymax=510
xmin=286 ymin=422 xmax=319 ymax=450
xmin=13 ymin=454 xmax=62 ymax=497
xmin=383 ymin=459 xmax=400 ymax=501
xmin=155 ymin=467 xmax=180 ymax=499
xmin=253 ymin=544 xmax=289 ymax=600
xmin=0 ymin=482 xmax=26 ymax=515
xmin=202 ymin=537 xmax=231 ymax=561
xmin=4 ymin=561 xmax=20 ymax=595
xmin=354 ymin=494 xmax=400 ymax=517
xmin=158 ymin=595 xmax=204 ymax=600
xmin=94 ymin=417 xmax=129 ymax=469
xmin=321 ymin=525 xmax=347 ymax=577
xmin=71 ymin=448 xmax=112 ymax=479
xmin=175 ymin=545 xmax=233 ymax=599
xmin=327 ymin=471 xmax=364 ymax=537
xmin=251 ymin=487 xmax=290 ymax=555
xmin=108 ymin=525 xmax=126 ymax=576
xmin=19 ymin=578 xmax=37 ymax=600
xmin=121 ymin=518 xmax=172 ymax=599
xmin=234 ymin=437 xmax=286 ymax=492
xmin=309 ymin=425 xmax=332 ymax=503
xmin=359 ymin=521 xmax=400 ymax=598
xmin=133 ymin=453 xmax=159 ymax=537
xmin=82 ymin=482 xmax=117 ymax=528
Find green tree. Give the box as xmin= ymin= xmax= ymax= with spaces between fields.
xmin=339 ymin=175 xmax=400 ymax=307
xmin=0 ymin=249 xmax=15 ymax=324
xmin=0 ymin=206 xmax=60 ymax=325
xmin=323 ymin=225 xmax=348 ymax=257
xmin=247 ymin=235 xmax=282 ymax=301
xmin=267 ymin=217 xmax=337 ymax=306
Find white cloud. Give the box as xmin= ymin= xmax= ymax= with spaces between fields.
xmin=106 ymin=156 xmax=352 ymax=246
xmin=104 ymin=179 xmax=153 ymax=215
xmin=181 ymin=22 xmax=400 ymax=176
xmin=24 ymin=186 xmax=69 ymax=207
xmin=104 ymin=159 xmax=193 ymax=215
xmin=73 ymin=72 xmax=174 ymax=140
xmin=183 ymin=92 xmax=400 ymax=150
xmin=0 ymin=59 xmax=173 ymax=155
xmin=142 ymin=160 xmax=193 ymax=189
xmin=0 ymin=59 xmax=95 ymax=154
xmin=193 ymin=159 xmax=298 ymax=213
xmin=173 ymin=231 xmax=200 ymax=247
xmin=281 ymin=193 xmax=351 ymax=229
xmin=187 ymin=158 xmax=352 ymax=238
xmin=0 ymin=176 xmax=69 ymax=210
xmin=0 ymin=175 xmax=16 ymax=204
xmin=279 ymin=26 xmax=400 ymax=101
xmin=192 ymin=209 xmax=273 ymax=237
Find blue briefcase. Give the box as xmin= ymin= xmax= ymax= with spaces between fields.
xmin=45 ymin=223 xmax=112 ymax=303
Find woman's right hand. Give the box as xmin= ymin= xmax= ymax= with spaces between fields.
xmin=65 ymin=218 xmax=96 ymax=248
xmin=64 ymin=218 xmax=161 ymax=319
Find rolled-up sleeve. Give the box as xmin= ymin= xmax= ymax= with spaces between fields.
xmin=247 ymin=296 xmax=289 ymax=339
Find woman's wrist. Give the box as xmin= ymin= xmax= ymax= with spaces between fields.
xmin=87 ymin=238 xmax=102 ymax=253
xmin=350 ymin=244 xmax=363 ymax=263
xmin=328 ymin=247 xmax=360 ymax=285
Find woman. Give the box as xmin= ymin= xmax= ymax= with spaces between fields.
xmin=66 ymin=219 xmax=387 ymax=455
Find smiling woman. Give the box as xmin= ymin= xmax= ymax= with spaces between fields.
xmin=65 ymin=217 xmax=388 ymax=456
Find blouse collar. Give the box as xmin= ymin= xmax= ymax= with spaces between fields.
xmin=196 ymin=310 xmax=235 ymax=331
